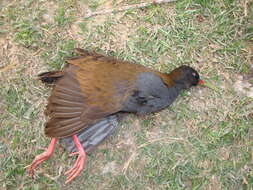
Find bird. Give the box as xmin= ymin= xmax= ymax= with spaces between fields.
xmin=27 ymin=48 xmax=204 ymax=184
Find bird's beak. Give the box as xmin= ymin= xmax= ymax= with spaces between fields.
xmin=198 ymin=80 xmax=205 ymax=85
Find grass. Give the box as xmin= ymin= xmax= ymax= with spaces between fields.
xmin=1 ymin=0 xmax=253 ymax=189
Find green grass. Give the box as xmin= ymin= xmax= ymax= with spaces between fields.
xmin=1 ymin=0 xmax=253 ymax=189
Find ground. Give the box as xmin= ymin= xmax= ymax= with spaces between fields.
xmin=0 ymin=0 xmax=253 ymax=189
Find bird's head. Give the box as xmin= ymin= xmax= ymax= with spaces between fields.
xmin=169 ymin=65 xmax=204 ymax=89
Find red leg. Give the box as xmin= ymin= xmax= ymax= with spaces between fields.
xmin=64 ymin=135 xmax=86 ymax=184
xmin=27 ymin=138 xmax=57 ymax=178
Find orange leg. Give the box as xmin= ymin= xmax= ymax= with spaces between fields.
xmin=64 ymin=135 xmax=86 ymax=184
xmin=28 ymin=138 xmax=57 ymax=177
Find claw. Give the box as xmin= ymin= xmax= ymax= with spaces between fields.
xmin=27 ymin=138 xmax=57 ymax=178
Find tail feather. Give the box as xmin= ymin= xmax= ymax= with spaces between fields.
xmin=59 ymin=114 xmax=119 ymax=153
xmin=38 ymin=71 xmax=64 ymax=84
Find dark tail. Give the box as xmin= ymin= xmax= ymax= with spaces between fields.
xmin=37 ymin=71 xmax=64 ymax=84
xmin=59 ymin=114 xmax=119 ymax=153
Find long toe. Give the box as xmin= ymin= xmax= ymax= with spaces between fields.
xmin=27 ymin=138 xmax=57 ymax=178
xmin=64 ymin=156 xmax=81 ymax=176
xmin=65 ymin=152 xmax=86 ymax=184
xmin=28 ymin=153 xmax=49 ymax=177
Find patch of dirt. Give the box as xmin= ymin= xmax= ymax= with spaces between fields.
xmin=68 ymin=21 xmax=84 ymax=42
xmin=81 ymin=0 xmax=119 ymax=28
xmin=68 ymin=2 xmax=94 ymax=42
xmin=116 ymin=118 xmax=141 ymax=150
xmin=234 ymin=74 xmax=253 ymax=98
xmin=0 ymin=38 xmax=21 ymax=78
xmin=0 ymin=36 xmax=47 ymax=82
xmin=68 ymin=0 xmax=140 ymax=50
xmin=185 ymin=62 xmax=241 ymax=130
xmin=205 ymin=175 xmax=222 ymax=190
xmin=76 ymin=1 xmax=90 ymax=16
xmin=41 ymin=1 xmax=57 ymax=24
xmin=101 ymin=161 xmax=119 ymax=175
xmin=218 ymin=147 xmax=230 ymax=160
xmin=110 ymin=21 xmax=137 ymax=50
xmin=0 ymin=98 xmax=5 ymax=115
xmin=145 ymin=112 xmax=177 ymax=141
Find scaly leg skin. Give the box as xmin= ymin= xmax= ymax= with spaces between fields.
xmin=64 ymin=135 xmax=86 ymax=184
xmin=27 ymin=138 xmax=58 ymax=178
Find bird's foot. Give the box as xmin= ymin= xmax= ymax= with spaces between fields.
xmin=27 ymin=138 xmax=57 ymax=178
xmin=64 ymin=151 xmax=86 ymax=184
xmin=64 ymin=135 xmax=86 ymax=184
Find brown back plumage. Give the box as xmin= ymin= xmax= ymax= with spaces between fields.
xmin=41 ymin=49 xmax=174 ymax=138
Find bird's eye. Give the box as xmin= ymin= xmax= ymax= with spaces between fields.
xmin=192 ymin=72 xmax=196 ymax=77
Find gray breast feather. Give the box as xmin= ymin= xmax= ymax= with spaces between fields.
xmin=123 ymin=72 xmax=179 ymax=114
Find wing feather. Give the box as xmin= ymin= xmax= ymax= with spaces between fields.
xmin=53 ymin=106 xmax=83 ymax=112
xmin=44 ymin=64 xmax=113 ymax=138
xmin=52 ymin=112 xmax=82 ymax=118
xmin=44 ymin=49 xmax=151 ymax=138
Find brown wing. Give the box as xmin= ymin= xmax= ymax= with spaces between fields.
xmin=65 ymin=50 xmax=155 ymax=111
xmin=44 ymin=51 xmax=152 ymax=138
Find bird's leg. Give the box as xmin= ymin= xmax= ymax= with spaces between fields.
xmin=64 ymin=135 xmax=86 ymax=184
xmin=27 ymin=138 xmax=57 ymax=178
